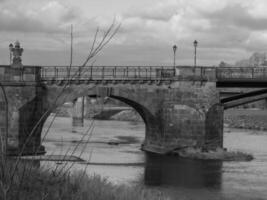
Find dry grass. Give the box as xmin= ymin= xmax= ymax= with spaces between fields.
xmin=0 ymin=160 xmax=168 ymax=200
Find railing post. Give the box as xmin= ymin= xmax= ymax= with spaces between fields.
xmin=35 ymin=67 xmax=37 ymax=81
xmin=43 ymin=67 xmax=46 ymax=80
xmin=215 ymin=68 xmax=219 ymax=80
xmin=138 ymin=66 xmax=140 ymax=78
xmin=150 ymin=66 xmax=152 ymax=80
xmin=40 ymin=67 xmax=43 ymax=80
xmin=54 ymin=67 xmax=57 ymax=80
xmin=251 ymin=67 xmax=254 ymax=79
xmin=79 ymin=66 xmax=82 ymax=78
xmin=102 ymin=66 xmax=105 ymax=80
xmin=90 ymin=66 xmax=93 ymax=79
xmin=21 ymin=67 xmax=24 ymax=81
xmin=114 ymin=66 xmax=116 ymax=78
xmin=126 ymin=66 xmax=129 ymax=78
xmin=160 ymin=66 xmax=164 ymax=79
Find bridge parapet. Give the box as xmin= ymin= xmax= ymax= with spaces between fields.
xmin=0 ymin=65 xmax=41 ymax=84
xmin=1 ymin=65 xmax=265 ymax=84
xmin=216 ymin=67 xmax=267 ymax=80
xmin=40 ymin=66 xmax=216 ymax=83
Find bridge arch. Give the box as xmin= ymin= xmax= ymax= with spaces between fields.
xmin=23 ymin=85 xmax=162 ymax=154
xmin=7 ymin=81 xmax=224 ymax=155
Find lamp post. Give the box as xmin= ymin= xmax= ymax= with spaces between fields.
xmin=9 ymin=43 xmax=13 ymax=65
xmin=193 ymin=40 xmax=198 ymax=68
xmin=172 ymin=45 xmax=177 ymax=73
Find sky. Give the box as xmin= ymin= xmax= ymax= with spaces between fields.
xmin=0 ymin=0 xmax=267 ymax=66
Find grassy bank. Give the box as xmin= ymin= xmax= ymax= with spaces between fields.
xmin=225 ymin=109 xmax=267 ymax=130
xmin=0 ymin=160 xmax=167 ymax=200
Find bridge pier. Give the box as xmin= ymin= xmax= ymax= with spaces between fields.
xmin=72 ymin=97 xmax=85 ymax=127
xmin=142 ymin=83 xmax=223 ymax=153
xmin=0 ymin=64 xmax=46 ymax=156
xmin=105 ymin=82 xmax=223 ymax=153
xmin=0 ymin=86 xmax=45 ymax=156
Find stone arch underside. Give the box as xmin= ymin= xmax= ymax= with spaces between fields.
xmin=22 ymin=85 xmax=161 ymax=154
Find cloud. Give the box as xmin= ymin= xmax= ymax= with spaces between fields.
xmin=125 ymin=1 xmax=178 ymax=21
xmin=0 ymin=1 xmax=80 ymax=33
xmin=0 ymin=0 xmax=266 ymax=66
xmin=206 ymin=4 xmax=267 ymax=31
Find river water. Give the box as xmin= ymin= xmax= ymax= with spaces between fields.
xmin=42 ymin=116 xmax=267 ymax=200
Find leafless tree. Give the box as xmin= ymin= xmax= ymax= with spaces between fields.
xmin=0 ymin=19 xmax=120 ymax=200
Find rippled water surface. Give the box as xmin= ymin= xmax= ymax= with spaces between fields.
xmin=42 ymin=117 xmax=267 ymax=200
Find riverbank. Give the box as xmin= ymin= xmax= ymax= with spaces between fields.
xmin=173 ymin=148 xmax=253 ymax=161
xmin=40 ymin=116 xmax=267 ymax=200
xmin=0 ymin=160 xmax=167 ymax=200
xmin=108 ymin=108 xmax=267 ymax=132
xmin=225 ymin=109 xmax=267 ymax=131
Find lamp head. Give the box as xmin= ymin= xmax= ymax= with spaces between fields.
xmin=173 ymin=45 xmax=177 ymax=52
xmin=9 ymin=43 xmax=13 ymax=51
xmin=193 ymin=40 xmax=198 ymax=47
xmin=14 ymin=40 xmax=20 ymax=48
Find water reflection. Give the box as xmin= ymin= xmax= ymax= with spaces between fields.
xmin=144 ymin=153 xmax=222 ymax=188
xmin=19 ymin=159 xmax=41 ymax=168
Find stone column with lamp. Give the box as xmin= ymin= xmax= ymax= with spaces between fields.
xmin=9 ymin=41 xmax=24 ymax=81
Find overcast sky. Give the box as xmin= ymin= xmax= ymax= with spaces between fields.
xmin=0 ymin=0 xmax=267 ymax=66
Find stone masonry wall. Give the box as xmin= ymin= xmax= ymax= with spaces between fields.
xmin=43 ymin=81 xmax=222 ymax=153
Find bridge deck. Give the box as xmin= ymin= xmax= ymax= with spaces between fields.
xmin=0 ymin=65 xmax=267 ymax=86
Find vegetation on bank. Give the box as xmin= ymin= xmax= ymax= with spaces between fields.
xmin=0 ymin=160 xmax=168 ymax=200
xmin=225 ymin=109 xmax=267 ymax=131
xmin=174 ymin=148 xmax=253 ymax=161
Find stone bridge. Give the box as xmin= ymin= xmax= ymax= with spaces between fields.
xmin=1 ymin=63 xmax=267 ymax=155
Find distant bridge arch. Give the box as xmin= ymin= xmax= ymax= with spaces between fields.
xmin=42 ymin=85 xmax=159 ymax=145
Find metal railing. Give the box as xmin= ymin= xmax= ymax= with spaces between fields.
xmin=216 ymin=67 xmax=267 ymax=80
xmin=41 ymin=66 xmax=175 ymax=80
xmin=2 ymin=65 xmax=267 ymax=83
xmin=40 ymin=66 xmax=216 ymax=81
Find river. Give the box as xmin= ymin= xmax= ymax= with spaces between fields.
xmin=42 ymin=116 xmax=267 ymax=200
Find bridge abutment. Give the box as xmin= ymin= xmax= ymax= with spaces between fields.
xmin=0 ymin=86 xmax=45 ymax=155
xmin=0 ymin=65 xmax=46 ymax=156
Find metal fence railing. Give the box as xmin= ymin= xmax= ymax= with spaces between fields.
xmin=1 ymin=65 xmax=267 ymax=83
xmin=216 ymin=67 xmax=267 ymax=80
xmin=40 ymin=66 xmax=175 ymax=80
xmin=40 ymin=66 xmax=215 ymax=81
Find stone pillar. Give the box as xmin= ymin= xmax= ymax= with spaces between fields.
xmin=142 ymin=82 xmax=223 ymax=153
xmin=72 ymin=97 xmax=85 ymax=127
xmin=5 ymin=96 xmax=46 ymax=156
xmin=205 ymin=104 xmax=224 ymax=150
